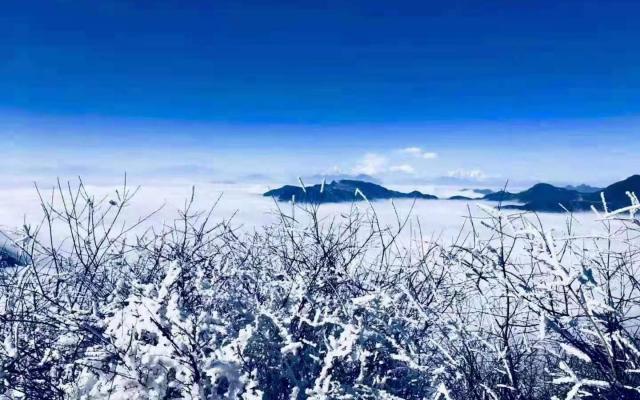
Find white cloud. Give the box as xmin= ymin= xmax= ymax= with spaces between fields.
xmin=401 ymin=147 xmax=423 ymax=156
xmin=389 ymin=164 xmax=415 ymax=174
xmin=447 ymin=169 xmax=487 ymax=181
xmin=352 ymin=153 xmax=388 ymax=175
xmin=400 ymin=147 xmax=438 ymax=160
xmin=350 ymin=153 xmax=416 ymax=176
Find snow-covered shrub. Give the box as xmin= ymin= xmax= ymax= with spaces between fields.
xmin=2 ymin=181 xmax=640 ymax=399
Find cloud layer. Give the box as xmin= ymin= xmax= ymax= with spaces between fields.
xmin=400 ymin=147 xmax=438 ymax=160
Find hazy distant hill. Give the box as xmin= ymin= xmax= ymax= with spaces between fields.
xmin=563 ymin=184 xmax=602 ymax=193
xmin=264 ymin=180 xmax=438 ymax=203
xmin=463 ymin=188 xmax=494 ymax=195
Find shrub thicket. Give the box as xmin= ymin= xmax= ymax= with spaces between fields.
xmin=1 ymin=180 xmax=640 ymax=399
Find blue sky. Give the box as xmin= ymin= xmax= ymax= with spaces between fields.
xmin=1 ymin=0 xmax=639 ymax=186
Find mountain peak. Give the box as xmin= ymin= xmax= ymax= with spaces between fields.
xmin=527 ymin=183 xmax=564 ymax=191
xmin=563 ymin=184 xmax=602 ymax=193
xmin=615 ymin=174 xmax=640 ymax=185
xmin=264 ymin=179 xmax=438 ymax=203
xmin=588 ymin=175 xmax=640 ymax=209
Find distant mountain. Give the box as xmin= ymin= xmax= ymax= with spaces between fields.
xmin=588 ymin=175 xmax=640 ymax=211
xmin=471 ymin=188 xmax=494 ymax=195
xmin=482 ymin=190 xmax=519 ymax=202
xmin=483 ymin=183 xmax=588 ymax=212
xmin=519 ymin=183 xmax=585 ymax=204
xmin=263 ymin=176 xmax=640 ymax=213
xmin=482 ymin=176 xmax=640 ymax=212
xmin=563 ymin=184 xmax=602 ymax=193
xmin=264 ymin=180 xmax=438 ymax=203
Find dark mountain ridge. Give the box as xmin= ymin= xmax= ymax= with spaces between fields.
xmin=264 ymin=180 xmax=438 ymax=203
xmin=564 ymin=184 xmax=602 ymax=193
xmin=593 ymin=174 xmax=640 ymax=210
xmin=485 ymin=175 xmax=640 ymax=212
xmin=264 ymin=176 xmax=640 ymax=212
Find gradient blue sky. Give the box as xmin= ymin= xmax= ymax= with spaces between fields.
xmin=2 ymin=0 xmax=639 ymax=186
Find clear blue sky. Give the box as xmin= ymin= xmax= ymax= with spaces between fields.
xmin=1 ymin=0 xmax=639 ymax=185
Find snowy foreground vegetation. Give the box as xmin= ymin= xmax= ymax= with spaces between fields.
xmin=2 ymin=181 xmax=640 ymax=399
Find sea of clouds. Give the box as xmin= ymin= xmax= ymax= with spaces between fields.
xmin=0 ymin=180 xmax=609 ymax=248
